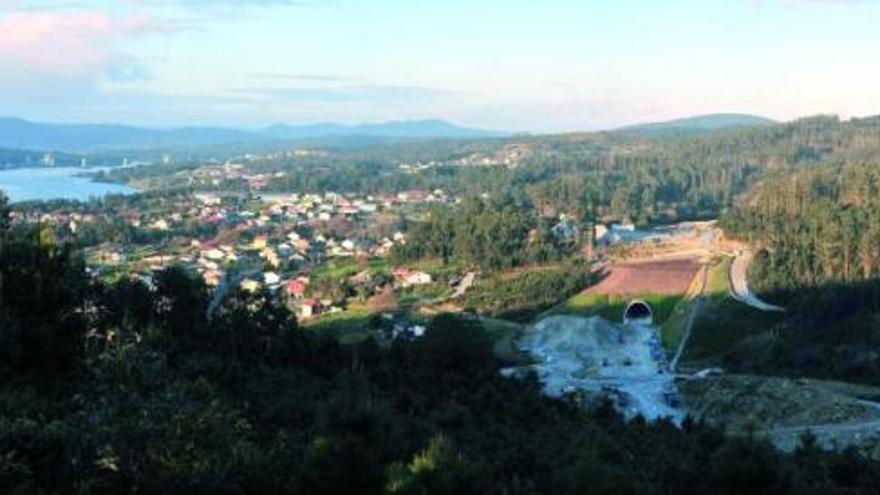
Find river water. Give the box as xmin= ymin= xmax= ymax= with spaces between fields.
xmin=0 ymin=167 xmax=134 ymax=202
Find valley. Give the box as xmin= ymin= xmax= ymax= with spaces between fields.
xmin=6 ymin=0 xmax=880 ymax=491
xmin=6 ymin=112 xmax=880 ymax=492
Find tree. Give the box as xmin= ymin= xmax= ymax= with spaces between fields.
xmin=153 ymin=265 xmax=208 ymax=346
xmin=0 ymin=227 xmax=88 ymax=381
xmin=0 ymin=191 xmax=9 ymax=234
xmin=386 ymin=436 xmax=480 ymax=495
xmin=211 ymin=288 xmax=304 ymax=364
xmin=0 ymin=191 xmax=9 ymax=308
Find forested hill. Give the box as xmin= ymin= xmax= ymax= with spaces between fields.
xmin=722 ymin=161 xmax=880 ymax=290
xmin=0 ymin=117 xmax=504 ymax=152
xmin=0 ymin=147 xmax=89 ymax=168
xmin=95 ymin=113 xmax=880 ymax=229
xmin=509 ymin=114 xmax=880 ymax=221
xmin=611 ymin=113 xmax=776 ymax=138
xmin=717 ymin=161 xmax=880 ymax=383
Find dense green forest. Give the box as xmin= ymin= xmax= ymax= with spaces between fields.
xmin=461 ymin=262 xmax=595 ymax=321
xmin=722 ymin=162 xmax=880 ymax=290
xmin=389 ymin=198 xmax=581 ymax=271
xmin=387 ymin=115 xmax=880 ymax=268
xmin=15 ymin=190 xmax=222 ymax=249
xmin=6 ymin=194 xmax=880 ymax=493
xmin=718 ymin=162 xmax=880 ymax=382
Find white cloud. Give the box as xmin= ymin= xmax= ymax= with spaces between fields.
xmin=0 ymin=8 xmax=172 ymax=105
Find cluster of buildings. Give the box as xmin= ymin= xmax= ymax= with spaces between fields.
xmin=399 ymin=144 xmax=532 ymax=172
xmin=177 ymin=192 xmax=442 ymax=318
xmin=22 ymin=187 xmax=452 ymax=323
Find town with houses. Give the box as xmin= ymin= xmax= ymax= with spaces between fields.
xmin=7 ymin=152 xmax=648 ymax=345
xmin=11 ymin=186 xmax=457 ymax=338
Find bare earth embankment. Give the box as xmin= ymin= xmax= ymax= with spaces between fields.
xmin=587 ymin=257 xmax=702 ymax=296
xmin=680 ymin=375 xmax=880 ymax=457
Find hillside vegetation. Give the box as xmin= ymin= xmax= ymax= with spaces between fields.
xmin=718 ymin=161 xmax=880 ymax=383
xmin=5 ymin=193 xmax=880 ymax=493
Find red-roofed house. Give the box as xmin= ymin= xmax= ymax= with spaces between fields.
xmin=287 ymin=279 xmax=307 ymax=299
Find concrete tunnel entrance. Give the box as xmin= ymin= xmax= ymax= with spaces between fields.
xmin=623 ymin=300 xmax=653 ymax=324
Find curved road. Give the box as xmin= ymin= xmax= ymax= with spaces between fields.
xmin=729 ymin=251 xmax=784 ymax=312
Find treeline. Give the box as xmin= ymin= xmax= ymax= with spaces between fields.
xmin=389 ymin=198 xmax=580 ymax=271
xmin=722 ymin=162 xmax=880 ymax=291
xmin=719 ymin=162 xmax=880 ymax=383
xmin=259 ymin=114 xmax=880 ymax=224
xmin=373 ymin=116 xmax=880 ymax=271
xmin=5 ymin=196 xmax=880 ymax=492
xmin=92 ymin=114 xmax=880 ymax=239
xmin=0 ymin=147 xmax=94 ymax=168
xmin=462 ymin=262 xmax=596 ymax=321
xmin=16 ymin=189 xmax=221 ymax=248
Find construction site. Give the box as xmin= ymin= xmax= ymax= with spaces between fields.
xmin=504 ymin=220 xmax=880 ymax=457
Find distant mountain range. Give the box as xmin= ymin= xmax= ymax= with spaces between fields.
xmin=0 ymin=114 xmax=779 ymax=154
xmin=0 ymin=117 xmax=508 ymax=152
xmin=613 ymin=113 xmax=777 ymax=137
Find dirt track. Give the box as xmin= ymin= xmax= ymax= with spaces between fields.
xmin=681 ymin=374 xmax=880 ymax=454
xmin=670 ymin=264 xmax=708 ymax=371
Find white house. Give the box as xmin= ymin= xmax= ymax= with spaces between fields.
xmin=240 ymin=279 xmax=260 ymax=293
xmin=263 ymin=271 xmax=281 ymax=285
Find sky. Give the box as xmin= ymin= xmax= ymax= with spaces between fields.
xmin=1 ymin=0 xmax=880 ymax=132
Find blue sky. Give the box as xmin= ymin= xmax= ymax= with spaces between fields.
xmin=1 ymin=0 xmax=879 ymax=132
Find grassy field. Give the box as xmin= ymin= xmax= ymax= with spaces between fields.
xmin=405 ymin=257 xmax=466 ymax=279
xmin=659 ymin=295 xmax=694 ymax=350
xmin=307 ymin=304 xmax=528 ymax=354
xmin=684 ymin=299 xmax=784 ymax=363
xmin=367 ymin=258 xmax=391 ymax=275
xmin=479 ymin=316 xmax=531 ymax=366
xmin=312 ymin=258 xmax=391 ymax=281
xmin=682 ymin=256 xmax=785 ymax=363
xmin=705 ymin=256 xmax=733 ymax=296
xmin=304 ymin=303 xmax=372 ymax=337
xmin=311 ymin=259 xmax=361 ymax=281
xmin=552 ymin=291 xmax=685 ymax=325
xmin=397 ymin=283 xmax=453 ymax=306
xmin=659 ymin=257 xmax=730 ymax=350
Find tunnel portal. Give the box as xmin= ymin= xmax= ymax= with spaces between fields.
xmin=623 ymin=300 xmax=653 ymax=324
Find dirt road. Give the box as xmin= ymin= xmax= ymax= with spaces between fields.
xmin=669 ymin=263 xmax=709 ymax=371
xmin=729 ymin=251 xmax=784 ymax=312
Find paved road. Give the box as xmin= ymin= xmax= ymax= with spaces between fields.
xmin=729 ymin=251 xmax=784 ymax=312
xmin=454 ymin=271 xmax=476 ymax=298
